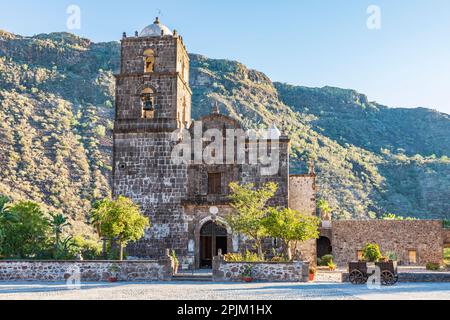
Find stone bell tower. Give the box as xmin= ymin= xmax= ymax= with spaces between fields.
xmin=113 ymin=18 xmax=191 ymax=259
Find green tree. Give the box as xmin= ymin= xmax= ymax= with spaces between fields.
xmin=227 ymin=182 xmax=277 ymax=259
xmin=263 ymin=208 xmax=320 ymax=261
xmin=1 ymin=201 xmax=51 ymax=259
xmin=0 ymin=195 xmax=18 ymax=257
xmin=90 ymin=196 xmax=150 ymax=260
xmin=317 ymin=199 xmax=332 ymax=219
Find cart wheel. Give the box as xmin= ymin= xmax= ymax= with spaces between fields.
xmin=394 ymin=275 xmax=399 ymax=284
xmin=381 ymin=271 xmax=396 ymax=286
xmin=349 ymin=270 xmax=365 ymax=285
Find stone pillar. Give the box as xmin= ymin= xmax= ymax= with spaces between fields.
xmin=159 ymin=249 xmax=175 ymax=281
xmin=212 ymin=254 xmax=225 ymax=281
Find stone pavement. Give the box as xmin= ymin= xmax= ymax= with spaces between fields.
xmin=0 ymin=281 xmax=449 ymax=300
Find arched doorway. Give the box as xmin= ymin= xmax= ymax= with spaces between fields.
xmin=317 ymin=236 xmax=332 ymax=259
xmin=200 ymin=221 xmax=228 ymax=268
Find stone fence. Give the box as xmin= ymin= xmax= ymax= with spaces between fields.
xmin=0 ymin=257 xmax=174 ymax=282
xmin=212 ymin=255 xmax=309 ymax=282
xmin=332 ymin=220 xmax=444 ymax=266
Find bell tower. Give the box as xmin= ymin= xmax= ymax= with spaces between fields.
xmin=113 ymin=18 xmax=191 ymax=259
xmin=114 ymin=17 xmax=192 ymax=131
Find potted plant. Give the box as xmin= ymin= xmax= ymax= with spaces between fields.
xmin=328 ymin=261 xmax=337 ymax=271
xmin=108 ymin=263 xmax=120 ymax=282
xmin=362 ymin=243 xmax=382 ymax=266
xmin=241 ymin=266 xmax=254 ymax=283
xmin=309 ymin=266 xmax=317 ymax=281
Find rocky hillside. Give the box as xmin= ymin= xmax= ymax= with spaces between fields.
xmin=0 ymin=30 xmax=449 ymax=232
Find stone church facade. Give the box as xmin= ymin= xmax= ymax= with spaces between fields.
xmin=113 ymin=19 xmax=447 ymax=268
xmin=112 ymin=19 xmax=316 ymax=268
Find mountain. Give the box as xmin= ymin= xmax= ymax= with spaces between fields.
xmin=0 ymin=30 xmax=449 ymax=234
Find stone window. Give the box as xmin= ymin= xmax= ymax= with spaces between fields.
xmin=408 ymin=250 xmax=417 ymax=264
xmin=144 ymin=49 xmax=155 ymax=73
xmin=208 ymin=172 xmax=222 ymax=195
xmin=141 ymin=88 xmax=156 ymax=119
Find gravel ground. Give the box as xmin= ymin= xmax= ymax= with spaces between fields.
xmin=0 ymin=282 xmax=449 ymax=300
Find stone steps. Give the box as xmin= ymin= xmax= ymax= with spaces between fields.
xmin=172 ymin=273 xmax=213 ymax=282
xmin=315 ymin=271 xmax=344 ymax=283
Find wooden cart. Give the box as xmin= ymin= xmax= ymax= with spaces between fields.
xmin=348 ymin=261 xmax=398 ymax=286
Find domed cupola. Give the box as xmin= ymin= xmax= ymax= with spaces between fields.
xmin=139 ymin=17 xmax=172 ymax=37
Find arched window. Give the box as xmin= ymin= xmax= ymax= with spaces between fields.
xmin=144 ymin=49 xmax=155 ymax=73
xmin=141 ymin=88 xmax=156 ymax=119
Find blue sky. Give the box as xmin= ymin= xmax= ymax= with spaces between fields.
xmin=1 ymin=0 xmax=449 ymax=114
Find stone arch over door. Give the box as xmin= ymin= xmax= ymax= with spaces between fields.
xmin=194 ymin=216 xmax=233 ymax=269
xmin=317 ymin=236 xmax=332 ymax=259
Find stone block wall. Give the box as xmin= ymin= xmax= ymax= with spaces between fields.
xmin=332 ymin=220 xmax=444 ymax=266
xmin=212 ymin=256 xmax=309 ymax=282
xmin=0 ymin=259 xmax=173 ymax=282
xmin=114 ymin=131 xmax=189 ymax=259
xmin=289 ymin=174 xmax=317 ymax=265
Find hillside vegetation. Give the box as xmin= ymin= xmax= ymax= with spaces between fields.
xmin=0 ymin=30 xmax=448 ymax=234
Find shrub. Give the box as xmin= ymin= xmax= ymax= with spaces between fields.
xmin=362 ymin=243 xmax=382 ymax=262
xmin=319 ymin=254 xmax=334 ymax=266
xmin=53 ymin=236 xmax=79 ymax=260
xmin=444 ymin=248 xmax=450 ymax=266
xmin=72 ymin=235 xmax=102 ymax=260
xmin=443 ymin=220 xmax=450 ymax=229
xmin=241 ymin=266 xmax=253 ymax=277
xmin=381 ymin=213 xmax=417 ymax=221
xmin=1 ymin=201 xmax=52 ymax=259
xmin=224 ymin=253 xmax=243 ymax=262
xmin=385 ymin=251 xmax=398 ymax=261
xmin=426 ymin=262 xmax=441 ymax=271
xmin=224 ymin=250 xmax=264 ymax=262
xmin=270 ymin=256 xmax=289 ymax=263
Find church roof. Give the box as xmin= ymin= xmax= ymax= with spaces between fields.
xmin=139 ymin=17 xmax=172 ymax=37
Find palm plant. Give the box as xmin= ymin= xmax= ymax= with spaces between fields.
xmin=0 ymin=195 xmax=17 ymax=222
xmin=49 ymin=213 xmax=71 ymax=252
xmin=49 ymin=213 xmax=70 ymax=241
xmin=54 ymin=236 xmax=77 ymax=260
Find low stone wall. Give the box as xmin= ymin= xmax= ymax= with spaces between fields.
xmin=212 ymin=256 xmax=309 ymax=282
xmin=0 ymin=258 xmax=173 ymax=282
xmin=342 ymin=271 xmax=450 ymax=283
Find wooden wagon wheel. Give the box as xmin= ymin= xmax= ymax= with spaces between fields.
xmin=381 ymin=271 xmax=396 ymax=286
xmin=349 ymin=270 xmax=365 ymax=285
